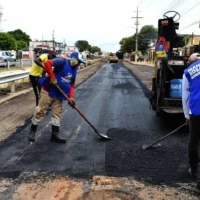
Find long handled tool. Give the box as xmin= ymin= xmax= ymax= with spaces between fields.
xmin=142 ymin=123 xmax=186 ymax=150
xmin=55 ymin=84 xmax=111 ymax=140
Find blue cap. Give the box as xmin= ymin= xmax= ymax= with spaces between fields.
xmin=70 ymin=52 xmax=85 ymax=64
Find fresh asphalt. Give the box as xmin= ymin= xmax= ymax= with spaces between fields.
xmin=0 ymin=62 xmax=190 ymax=186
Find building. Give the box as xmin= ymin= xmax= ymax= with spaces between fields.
xmin=28 ymin=41 xmax=79 ymax=59
xmin=61 ymin=46 xmax=79 ymax=58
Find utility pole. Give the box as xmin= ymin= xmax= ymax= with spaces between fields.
xmin=132 ymin=7 xmax=143 ymax=61
xmin=52 ymin=29 xmax=55 ymax=50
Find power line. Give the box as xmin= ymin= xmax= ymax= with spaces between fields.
xmin=146 ymin=0 xmax=154 ymax=8
xmin=172 ymin=0 xmax=187 ymax=10
xmin=180 ymin=18 xmax=200 ymax=31
xmin=181 ymin=1 xmax=200 ymax=17
xmin=180 ymin=0 xmax=197 ymax=13
xmin=138 ymin=0 xmax=144 ymax=7
xmin=156 ymin=0 xmax=177 ymax=17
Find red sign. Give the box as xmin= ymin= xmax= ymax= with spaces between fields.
xmin=161 ymin=20 xmax=169 ymax=26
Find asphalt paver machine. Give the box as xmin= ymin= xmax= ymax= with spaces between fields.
xmin=150 ymin=11 xmax=192 ymax=117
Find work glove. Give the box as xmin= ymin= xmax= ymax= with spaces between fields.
xmin=68 ymin=97 xmax=76 ymax=108
xmin=50 ymin=78 xmax=57 ymax=86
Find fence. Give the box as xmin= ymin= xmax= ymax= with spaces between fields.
xmin=0 ymin=59 xmax=34 ymax=70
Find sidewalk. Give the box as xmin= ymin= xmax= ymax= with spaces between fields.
xmin=124 ymin=59 xmax=154 ymax=67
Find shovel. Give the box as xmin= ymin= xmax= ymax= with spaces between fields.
xmin=142 ymin=123 xmax=186 ymax=150
xmin=55 ymin=84 xmax=111 ymax=140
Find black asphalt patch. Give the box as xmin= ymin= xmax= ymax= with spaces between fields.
xmin=105 ymin=128 xmax=190 ymax=186
xmin=112 ymin=82 xmax=137 ymax=90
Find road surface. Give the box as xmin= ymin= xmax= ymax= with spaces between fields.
xmin=0 ymin=61 xmax=199 ymax=200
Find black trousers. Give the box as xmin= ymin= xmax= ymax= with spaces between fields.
xmin=189 ymin=114 xmax=200 ymax=179
xmin=29 ymin=75 xmax=41 ymax=106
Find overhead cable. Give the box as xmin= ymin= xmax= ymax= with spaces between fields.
xmin=180 ymin=18 xmax=200 ymax=30
xmin=181 ymin=1 xmax=200 ymax=17
xmin=138 ymin=0 xmax=144 ymax=7
xmin=156 ymin=0 xmax=178 ymax=17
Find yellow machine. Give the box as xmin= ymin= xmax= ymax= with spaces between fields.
xmin=150 ymin=11 xmax=190 ymax=117
xmin=108 ymin=53 xmax=118 ymax=63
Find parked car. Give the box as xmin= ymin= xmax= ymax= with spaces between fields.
xmin=0 ymin=51 xmax=16 ymax=66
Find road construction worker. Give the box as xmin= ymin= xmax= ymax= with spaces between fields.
xmin=35 ymin=50 xmax=41 ymax=59
xmin=28 ymin=52 xmax=85 ymax=143
xmin=29 ymin=50 xmax=57 ymax=106
xmin=182 ymin=52 xmax=200 ymax=189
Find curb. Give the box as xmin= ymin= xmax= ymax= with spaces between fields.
xmin=0 ymin=88 xmax=33 ymax=105
xmin=124 ymin=60 xmax=154 ymax=68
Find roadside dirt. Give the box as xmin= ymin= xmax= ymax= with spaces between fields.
xmin=0 ymin=61 xmax=199 ymax=200
xmin=8 ymin=175 xmax=199 ymax=200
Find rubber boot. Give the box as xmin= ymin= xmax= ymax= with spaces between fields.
xmin=50 ymin=125 xmax=66 ymax=143
xmin=28 ymin=124 xmax=37 ymax=142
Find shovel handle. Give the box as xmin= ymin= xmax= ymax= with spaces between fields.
xmin=55 ymin=84 xmax=99 ymax=133
xmin=146 ymin=123 xmax=186 ymax=149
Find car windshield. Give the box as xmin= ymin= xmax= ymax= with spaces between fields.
xmin=5 ymin=52 xmax=11 ymax=56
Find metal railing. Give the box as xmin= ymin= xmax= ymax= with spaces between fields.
xmin=0 ymin=71 xmax=29 ymax=84
xmin=0 ymin=59 xmax=34 ymax=69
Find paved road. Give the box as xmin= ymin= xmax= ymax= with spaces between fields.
xmin=0 ymin=62 xmax=190 ymax=187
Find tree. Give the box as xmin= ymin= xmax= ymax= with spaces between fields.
xmin=119 ymin=35 xmax=136 ymax=54
xmin=16 ymin=40 xmax=27 ymax=50
xmin=138 ymin=25 xmax=157 ymax=54
xmin=183 ymin=35 xmax=190 ymax=45
xmin=8 ymin=29 xmax=31 ymax=44
xmin=75 ymin=40 xmax=90 ymax=52
xmin=90 ymin=46 xmax=101 ymax=54
xmin=119 ymin=25 xmax=157 ymax=55
xmin=0 ymin=33 xmax=17 ymax=50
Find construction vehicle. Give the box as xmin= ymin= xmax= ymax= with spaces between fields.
xmin=108 ymin=53 xmax=119 ymax=63
xmin=150 ymin=11 xmax=197 ymax=117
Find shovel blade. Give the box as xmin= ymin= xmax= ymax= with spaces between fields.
xmin=98 ymin=132 xmax=111 ymax=140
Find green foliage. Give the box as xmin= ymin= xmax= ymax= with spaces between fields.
xmin=138 ymin=25 xmax=157 ymax=54
xmin=119 ymin=25 xmax=157 ymax=54
xmin=90 ymin=46 xmax=101 ymax=53
xmin=75 ymin=40 xmax=90 ymax=52
xmin=183 ymin=35 xmax=190 ymax=45
xmin=0 ymin=33 xmax=17 ymax=50
xmin=119 ymin=36 xmax=136 ymax=54
xmin=16 ymin=40 xmax=27 ymax=50
xmin=8 ymin=29 xmax=31 ymax=44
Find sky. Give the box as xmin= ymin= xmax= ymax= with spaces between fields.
xmin=1 ymin=0 xmax=200 ymax=52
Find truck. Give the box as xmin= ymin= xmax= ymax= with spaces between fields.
xmin=150 ymin=11 xmax=198 ymax=117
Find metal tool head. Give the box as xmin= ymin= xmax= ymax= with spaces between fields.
xmin=98 ymin=132 xmax=111 ymax=140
